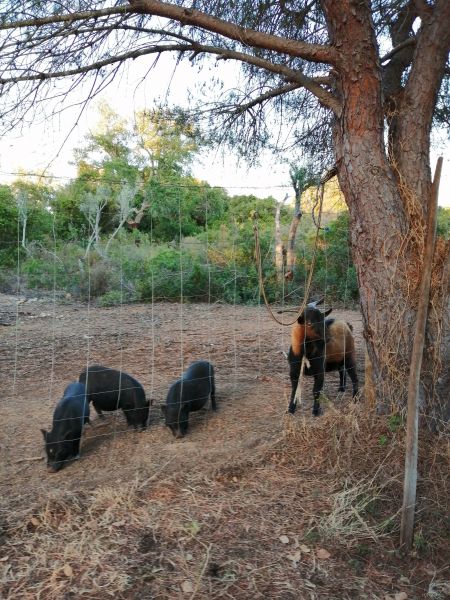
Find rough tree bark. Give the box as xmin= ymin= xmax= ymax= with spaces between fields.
xmin=321 ymin=0 xmax=450 ymax=419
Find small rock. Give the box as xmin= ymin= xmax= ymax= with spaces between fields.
xmin=279 ymin=535 xmax=290 ymax=544
xmin=181 ymin=580 xmax=194 ymax=594
xmin=63 ymin=564 xmax=73 ymax=578
xmin=287 ymin=550 xmax=301 ymax=565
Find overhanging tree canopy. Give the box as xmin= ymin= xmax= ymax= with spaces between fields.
xmin=0 ymin=1 xmax=449 ymax=420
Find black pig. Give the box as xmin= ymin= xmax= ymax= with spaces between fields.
xmin=162 ymin=360 xmax=216 ymax=438
xmin=41 ymin=382 xmax=90 ymax=473
xmin=79 ymin=365 xmax=149 ymax=428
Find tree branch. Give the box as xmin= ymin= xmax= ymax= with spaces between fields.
xmin=2 ymin=22 xmax=199 ymax=53
xmin=413 ymin=0 xmax=433 ymax=19
xmin=129 ymin=0 xmax=337 ymax=65
xmin=203 ymin=45 xmax=340 ymax=114
xmin=381 ymin=0 xmax=418 ymax=99
xmin=389 ymin=0 xmax=450 ymax=204
xmin=0 ymin=44 xmax=193 ymax=84
xmin=380 ymin=37 xmax=416 ymax=64
xmin=221 ymin=82 xmax=302 ymax=116
xmin=401 ymin=0 xmax=450 ymax=129
xmin=0 ymin=2 xmax=339 ymax=119
xmin=0 ymin=35 xmax=340 ymax=115
xmin=0 ymin=6 xmax=130 ymax=30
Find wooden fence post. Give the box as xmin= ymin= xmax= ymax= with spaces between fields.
xmin=399 ymin=157 xmax=442 ymax=550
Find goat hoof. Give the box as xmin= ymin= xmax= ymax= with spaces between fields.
xmin=287 ymin=406 xmax=296 ymax=415
xmin=312 ymin=407 xmax=323 ymax=417
xmin=338 ymin=387 xmax=346 ymax=392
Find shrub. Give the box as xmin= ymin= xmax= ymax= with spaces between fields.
xmin=98 ymin=289 xmax=136 ymax=307
xmin=78 ymin=259 xmax=120 ymax=299
xmin=21 ymin=243 xmax=84 ymax=292
xmin=289 ymin=211 xmax=359 ymax=305
xmin=6 ymin=208 xmax=361 ymax=307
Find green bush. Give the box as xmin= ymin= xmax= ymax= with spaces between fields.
xmin=0 ymin=187 xmax=19 ymax=268
xmin=20 ymin=243 xmax=84 ymax=292
xmin=133 ymin=243 xmax=262 ymax=304
xmin=437 ymin=207 xmax=450 ymax=239
xmin=78 ymin=258 xmax=122 ymax=299
xmin=290 ymin=212 xmax=359 ymax=305
xmin=0 ymin=269 xmax=18 ymax=293
xmin=4 ymin=203 xmax=362 ymax=307
xmin=98 ymin=290 xmax=135 ymax=306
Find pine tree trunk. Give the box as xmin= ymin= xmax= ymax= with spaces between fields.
xmin=322 ymin=0 xmax=450 ymax=421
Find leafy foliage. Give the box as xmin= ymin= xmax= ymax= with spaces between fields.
xmin=0 ymin=107 xmax=370 ymax=307
xmin=0 ymin=185 xmax=18 ymax=266
xmin=437 ymin=207 xmax=450 ymax=239
xmin=312 ymin=213 xmax=359 ymax=303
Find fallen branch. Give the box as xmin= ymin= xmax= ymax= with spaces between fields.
xmin=190 ymin=542 xmax=211 ymax=600
xmin=15 ymin=456 xmax=44 ymax=463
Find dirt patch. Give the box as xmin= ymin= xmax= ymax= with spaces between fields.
xmin=0 ymin=297 xmax=448 ymax=599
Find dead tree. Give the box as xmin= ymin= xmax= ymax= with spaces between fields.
xmin=284 ymin=167 xmax=316 ymax=281
xmin=275 ymin=193 xmax=289 ymax=283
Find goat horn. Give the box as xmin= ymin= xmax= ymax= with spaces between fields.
xmin=309 ymin=296 xmax=325 ymax=307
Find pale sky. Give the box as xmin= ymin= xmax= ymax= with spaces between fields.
xmin=0 ymin=52 xmax=448 ymax=206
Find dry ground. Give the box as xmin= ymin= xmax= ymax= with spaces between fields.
xmin=0 ymin=295 xmax=448 ymax=599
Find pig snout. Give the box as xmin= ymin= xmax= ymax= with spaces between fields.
xmin=47 ymin=463 xmax=63 ymax=473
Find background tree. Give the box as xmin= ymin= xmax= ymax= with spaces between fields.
xmin=135 ymin=107 xmax=203 ymax=178
xmin=15 ymin=189 xmax=28 ymax=250
xmin=0 ymin=186 xmax=19 ymax=268
xmin=285 ymin=165 xmax=317 ymax=282
xmin=52 ymin=103 xmax=214 ymax=242
xmin=0 ymin=1 xmax=449 ymax=419
xmin=11 ymin=178 xmax=54 ymax=249
xmin=274 ymin=193 xmax=288 ymax=283
xmin=80 ymin=185 xmax=109 ymax=258
xmin=104 ymin=182 xmax=139 ymax=253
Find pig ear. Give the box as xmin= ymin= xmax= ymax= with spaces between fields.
xmin=160 ymin=405 xmax=167 ymax=415
xmin=40 ymin=429 xmax=47 ymax=441
xmin=324 ymin=307 xmax=333 ymax=317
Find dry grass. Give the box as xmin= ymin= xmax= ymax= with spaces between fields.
xmin=1 ymin=299 xmax=449 ymax=599
xmin=362 ymin=160 xmax=450 ymax=419
xmin=1 ymin=408 xmax=449 ymax=599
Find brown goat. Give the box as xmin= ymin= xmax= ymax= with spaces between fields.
xmin=288 ymin=299 xmax=358 ymax=416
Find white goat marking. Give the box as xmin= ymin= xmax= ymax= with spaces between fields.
xmin=293 ymin=356 xmax=310 ymax=405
